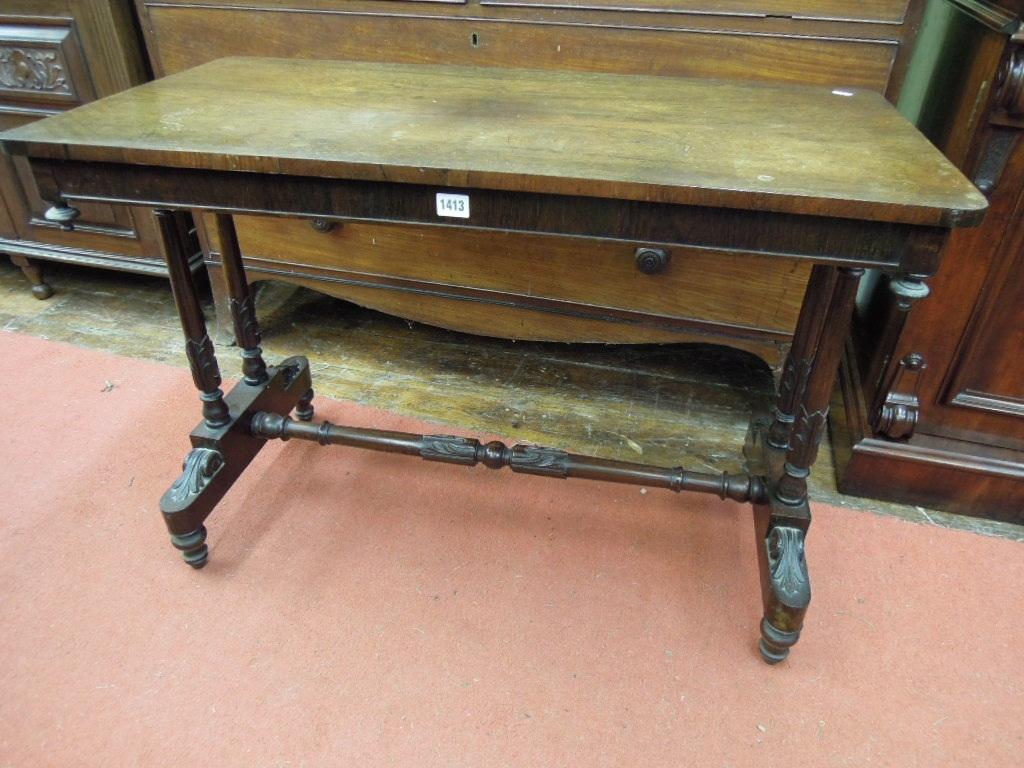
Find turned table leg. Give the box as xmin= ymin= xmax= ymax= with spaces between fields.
xmin=755 ymin=266 xmax=863 ymax=663
xmin=211 ymin=214 xmax=268 ymax=385
xmin=767 ymin=265 xmax=838 ymax=450
xmin=210 ymin=214 xmax=316 ymax=422
xmin=156 ymin=208 xmax=231 ymax=567
xmin=157 ymin=209 xmax=231 ymax=430
xmin=9 ymin=254 xmax=53 ymax=299
xmin=156 ymin=212 xmax=319 ymax=568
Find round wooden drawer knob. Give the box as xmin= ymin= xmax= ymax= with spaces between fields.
xmin=635 ymin=247 xmax=670 ymax=274
xmin=309 ymin=217 xmax=337 ymax=232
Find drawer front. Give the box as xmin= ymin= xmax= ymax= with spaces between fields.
xmin=146 ymin=5 xmax=897 ymax=91
xmin=478 ymin=0 xmax=912 ymax=24
xmin=233 ymin=215 xmax=811 ymax=335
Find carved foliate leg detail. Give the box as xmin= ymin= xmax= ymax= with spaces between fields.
xmin=215 ymin=213 xmax=269 ymax=385
xmin=510 ymin=445 xmax=570 ymax=477
xmin=183 ymin=334 xmax=230 ymax=427
xmin=776 ymin=405 xmax=829 ymax=505
xmin=768 ymin=265 xmax=838 ymax=449
xmin=164 ymin=447 xmax=224 ymax=567
xmin=755 ymin=268 xmax=860 ymax=664
xmin=158 ymin=356 xmax=313 ymax=569
xmin=766 ymin=526 xmax=810 ymax=607
xmin=168 ymin=447 xmax=225 ymax=504
xmin=759 ymin=524 xmax=811 ymax=664
xmin=419 ymin=435 xmax=571 ymax=476
xmin=184 ymin=333 xmax=222 ymax=393
xmin=768 ymin=355 xmax=813 ymax=448
xmin=230 ymin=293 xmax=268 ymax=385
xmin=775 ymin=267 xmax=862 ymax=508
xmin=228 ymin=294 xmax=260 ymax=349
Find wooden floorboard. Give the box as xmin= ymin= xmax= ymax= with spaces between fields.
xmin=3 ymin=256 xmax=1019 ymax=541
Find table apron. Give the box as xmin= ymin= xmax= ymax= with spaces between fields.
xmin=29 ymin=158 xmax=936 ymax=271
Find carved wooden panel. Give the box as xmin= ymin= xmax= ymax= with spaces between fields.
xmin=0 ymin=43 xmax=73 ymax=98
xmin=0 ymin=22 xmax=85 ymax=105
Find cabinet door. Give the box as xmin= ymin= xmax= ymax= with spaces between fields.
xmin=921 ymin=132 xmax=1024 ymax=449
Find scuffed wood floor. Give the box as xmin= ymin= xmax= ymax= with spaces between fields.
xmin=3 ymin=257 xmax=1019 ymax=541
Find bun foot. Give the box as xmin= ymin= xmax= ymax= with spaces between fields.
xmin=30 ymin=282 xmax=54 ymax=300
xmin=758 ymin=618 xmax=800 ymax=664
xmin=170 ymin=525 xmax=209 ymax=569
xmin=754 ymin=513 xmax=810 ymax=665
xmin=295 ymin=388 xmax=315 ymax=421
xmin=10 ymin=255 xmax=54 ymax=300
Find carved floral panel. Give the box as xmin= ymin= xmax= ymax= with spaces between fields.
xmin=0 ymin=46 xmax=71 ymax=95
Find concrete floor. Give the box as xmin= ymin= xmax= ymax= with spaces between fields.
xmin=2 ymin=255 xmax=1020 ymax=542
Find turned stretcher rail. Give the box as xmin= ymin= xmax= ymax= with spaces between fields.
xmin=250 ymin=412 xmax=768 ymax=504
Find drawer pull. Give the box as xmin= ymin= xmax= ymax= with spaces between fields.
xmin=635 ymin=247 xmax=670 ymax=275
xmin=309 ymin=217 xmax=336 ymax=233
xmin=44 ymin=202 xmax=80 ymax=231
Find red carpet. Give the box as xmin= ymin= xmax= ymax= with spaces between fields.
xmin=1 ymin=329 xmax=1021 ymax=766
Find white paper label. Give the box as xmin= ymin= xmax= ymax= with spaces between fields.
xmin=436 ymin=193 xmax=470 ymax=219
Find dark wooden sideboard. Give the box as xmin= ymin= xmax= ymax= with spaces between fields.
xmin=833 ymin=0 xmax=1024 ymax=521
xmin=0 ymin=0 xmax=199 ymax=298
xmin=133 ymin=0 xmax=928 ymax=367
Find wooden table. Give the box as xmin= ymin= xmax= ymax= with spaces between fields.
xmin=0 ymin=57 xmax=986 ymax=663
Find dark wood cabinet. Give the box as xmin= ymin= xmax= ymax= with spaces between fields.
xmin=833 ymin=0 xmax=1024 ymax=522
xmin=0 ymin=0 xmax=199 ymax=298
xmin=134 ymin=0 xmax=928 ymax=367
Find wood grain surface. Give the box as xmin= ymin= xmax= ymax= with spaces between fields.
xmin=1 ymin=57 xmax=986 ymax=226
xmin=232 ymin=214 xmax=811 ymax=332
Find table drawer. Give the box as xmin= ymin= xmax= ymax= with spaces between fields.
xmin=232 ymin=215 xmax=810 ymax=335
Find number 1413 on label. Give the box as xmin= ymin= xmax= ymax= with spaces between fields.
xmin=436 ymin=193 xmax=470 ymax=218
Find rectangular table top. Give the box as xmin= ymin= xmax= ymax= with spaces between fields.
xmin=1 ymin=57 xmax=986 ymax=227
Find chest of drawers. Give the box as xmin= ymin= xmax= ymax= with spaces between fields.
xmin=0 ymin=0 xmax=199 ymax=297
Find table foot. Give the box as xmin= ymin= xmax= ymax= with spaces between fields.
xmin=759 ymin=618 xmax=800 ymax=664
xmin=9 ymin=255 xmax=54 ymax=299
xmin=755 ymin=521 xmax=811 ymax=664
xmin=170 ymin=525 xmax=209 ymax=569
xmin=295 ymin=388 xmax=315 ymax=421
xmin=159 ymin=355 xmax=313 ymax=568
